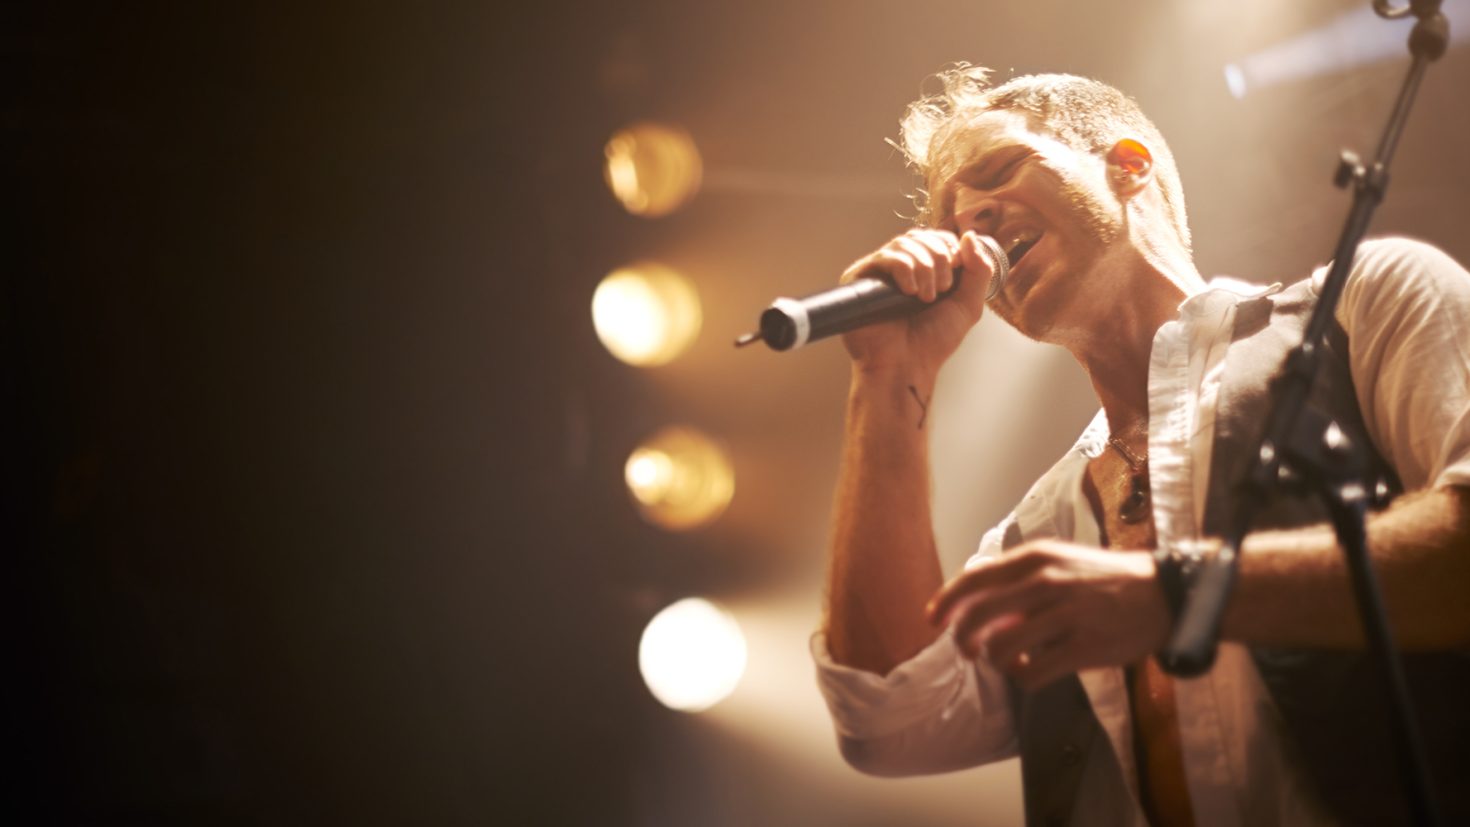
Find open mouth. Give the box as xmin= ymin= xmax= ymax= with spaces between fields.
xmin=1006 ymin=238 xmax=1038 ymax=268
xmin=1003 ymin=231 xmax=1041 ymax=270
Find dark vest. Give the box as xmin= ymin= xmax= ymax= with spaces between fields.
xmin=1013 ymin=278 xmax=1470 ymax=826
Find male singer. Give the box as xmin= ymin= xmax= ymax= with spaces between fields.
xmin=812 ymin=66 xmax=1470 ymax=826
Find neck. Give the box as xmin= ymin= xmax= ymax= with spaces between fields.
xmin=1077 ymin=330 xmax=1153 ymax=440
xmin=1067 ymin=246 xmax=1202 ymax=439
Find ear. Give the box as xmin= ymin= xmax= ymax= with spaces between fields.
xmin=1106 ymin=138 xmax=1154 ymax=199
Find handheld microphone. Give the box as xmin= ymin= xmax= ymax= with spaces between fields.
xmin=735 ymin=235 xmax=1011 ymax=351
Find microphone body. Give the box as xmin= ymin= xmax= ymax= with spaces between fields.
xmin=742 ymin=235 xmax=1010 ymax=352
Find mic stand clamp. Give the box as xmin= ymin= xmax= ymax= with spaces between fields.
xmin=1158 ymin=1 xmax=1449 ymax=824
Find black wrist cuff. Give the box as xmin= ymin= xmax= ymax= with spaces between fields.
xmin=1152 ymin=543 xmax=1207 ymax=621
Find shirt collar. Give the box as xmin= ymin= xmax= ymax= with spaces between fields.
xmin=1178 ymin=277 xmax=1283 ymax=318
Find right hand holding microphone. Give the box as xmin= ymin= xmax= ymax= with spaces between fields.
xmin=839 ymin=228 xmax=998 ymax=376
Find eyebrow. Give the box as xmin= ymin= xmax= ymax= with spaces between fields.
xmin=964 ymin=145 xmax=1029 ymax=185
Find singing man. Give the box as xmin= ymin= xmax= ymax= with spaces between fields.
xmin=812 ymin=65 xmax=1470 ymax=826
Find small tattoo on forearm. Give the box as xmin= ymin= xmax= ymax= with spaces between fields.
xmin=908 ymin=385 xmax=929 ymax=429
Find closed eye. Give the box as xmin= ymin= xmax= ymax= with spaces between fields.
xmin=939 ymin=149 xmax=1031 ymax=225
xmin=981 ymin=153 xmax=1027 ymax=189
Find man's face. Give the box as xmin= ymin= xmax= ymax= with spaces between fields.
xmin=929 ymin=109 xmax=1128 ymax=342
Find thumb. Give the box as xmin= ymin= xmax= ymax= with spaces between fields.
xmin=952 ymin=231 xmax=998 ymax=312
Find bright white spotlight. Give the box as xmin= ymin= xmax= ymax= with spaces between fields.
xmin=624 ymin=427 xmax=734 ymax=530
xmin=1223 ymin=64 xmax=1247 ymax=100
xmin=591 ymin=263 xmax=702 ymax=366
xmin=1222 ymin=0 xmax=1468 ymax=98
xmin=639 ymin=597 xmax=747 ymax=712
xmin=603 ymin=122 xmax=703 ymax=217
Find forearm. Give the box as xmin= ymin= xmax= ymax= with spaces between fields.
xmin=823 ymin=366 xmax=947 ymax=675
xmin=1223 ymin=485 xmax=1470 ymax=650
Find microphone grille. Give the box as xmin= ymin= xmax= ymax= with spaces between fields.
xmin=976 ymin=236 xmax=1009 ymax=301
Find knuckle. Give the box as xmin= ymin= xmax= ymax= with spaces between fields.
xmin=1015 ymin=545 xmax=1053 ymax=569
xmin=892 ymin=260 xmax=916 ymax=284
xmin=1036 ymin=544 xmax=1067 ymax=565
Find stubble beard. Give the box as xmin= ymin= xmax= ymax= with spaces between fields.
xmin=1000 ymin=174 xmax=1125 ymax=347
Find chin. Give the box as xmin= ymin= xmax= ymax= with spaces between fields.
xmin=991 ymin=296 xmax=1056 ymax=344
xmin=999 ymin=274 xmax=1104 ymax=349
xmin=994 ymin=263 xmax=1060 ymax=338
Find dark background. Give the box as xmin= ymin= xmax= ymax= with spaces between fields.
xmin=7 ymin=1 xmax=1468 ymax=825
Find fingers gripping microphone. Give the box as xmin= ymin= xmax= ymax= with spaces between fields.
xmin=735 ymin=236 xmax=1010 ymax=351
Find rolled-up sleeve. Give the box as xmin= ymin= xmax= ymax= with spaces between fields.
xmin=810 ymin=626 xmax=1018 ymax=777
xmin=1335 ymin=237 xmax=1470 ymax=491
xmin=808 ymin=417 xmax=1101 ymax=778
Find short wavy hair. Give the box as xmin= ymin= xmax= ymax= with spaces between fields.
xmin=896 ymin=64 xmax=1190 ymax=250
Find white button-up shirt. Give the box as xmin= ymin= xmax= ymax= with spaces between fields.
xmin=813 ymin=238 xmax=1470 ymax=826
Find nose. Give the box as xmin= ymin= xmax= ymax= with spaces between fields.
xmin=952 ymin=185 xmax=1001 ymax=235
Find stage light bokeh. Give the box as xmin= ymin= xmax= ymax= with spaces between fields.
xmin=624 ymin=426 xmax=734 ymax=530
xmin=591 ymin=263 xmax=702 ymax=366
xmin=603 ymin=122 xmax=703 ymax=217
xmin=639 ymin=597 xmax=747 ymax=712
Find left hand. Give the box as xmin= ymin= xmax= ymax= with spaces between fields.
xmin=925 ymin=539 xmax=1171 ymax=691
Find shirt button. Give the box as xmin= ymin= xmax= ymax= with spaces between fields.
xmin=1060 ymin=743 xmax=1081 ymax=767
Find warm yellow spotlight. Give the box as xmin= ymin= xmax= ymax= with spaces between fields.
xmin=591 ymin=264 xmax=701 ymax=366
xmin=639 ymin=597 xmax=746 ymax=712
xmin=603 ymin=122 xmax=703 ymax=217
xmin=624 ymin=427 xmax=734 ymax=530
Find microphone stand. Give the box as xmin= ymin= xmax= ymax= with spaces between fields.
xmin=1159 ymin=1 xmax=1451 ymax=823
